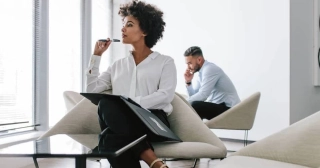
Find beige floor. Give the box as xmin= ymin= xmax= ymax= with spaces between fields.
xmin=1 ymin=140 xmax=249 ymax=168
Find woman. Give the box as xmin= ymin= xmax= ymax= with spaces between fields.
xmin=86 ymin=1 xmax=176 ymax=168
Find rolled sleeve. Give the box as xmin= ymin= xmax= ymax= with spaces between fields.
xmin=186 ymin=84 xmax=195 ymax=96
xmin=86 ymin=55 xmax=112 ymax=93
xmin=86 ymin=55 xmax=102 ymax=75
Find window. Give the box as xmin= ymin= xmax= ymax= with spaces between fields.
xmin=92 ymin=0 xmax=113 ymax=70
xmin=0 ymin=0 xmax=34 ymax=134
xmin=0 ymin=0 xmax=114 ymax=133
xmin=49 ymin=0 xmax=81 ymax=126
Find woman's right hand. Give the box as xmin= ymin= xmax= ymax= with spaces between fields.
xmin=93 ymin=38 xmax=112 ymax=56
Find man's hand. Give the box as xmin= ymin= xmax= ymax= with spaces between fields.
xmin=93 ymin=38 xmax=112 ymax=56
xmin=184 ymin=68 xmax=194 ymax=83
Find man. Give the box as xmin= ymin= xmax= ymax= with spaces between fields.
xmin=184 ymin=46 xmax=240 ymax=120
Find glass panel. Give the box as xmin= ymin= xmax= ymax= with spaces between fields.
xmin=92 ymin=0 xmax=112 ymax=70
xmin=49 ymin=0 xmax=81 ymax=126
xmin=0 ymin=0 xmax=34 ymax=134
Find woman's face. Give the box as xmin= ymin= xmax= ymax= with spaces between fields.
xmin=121 ymin=16 xmax=146 ymax=44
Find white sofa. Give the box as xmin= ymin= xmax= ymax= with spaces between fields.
xmin=215 ymin=111 xmax=320 ymax=168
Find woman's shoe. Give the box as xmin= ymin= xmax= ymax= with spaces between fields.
xmin=149 ymin=158 xmax=168 ymax=168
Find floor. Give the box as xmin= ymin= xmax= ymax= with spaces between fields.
xmin=0 ymin=139 xmax=251 ymax=168
xmin=20 ymin=158 xmax=220 ymax=168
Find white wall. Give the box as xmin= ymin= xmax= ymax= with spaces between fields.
xmin=290 ymin=0 xmax=320 ymax=124
xmin=143 ymin=0 xmax=290 ymax=141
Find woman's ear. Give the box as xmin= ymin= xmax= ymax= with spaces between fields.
xmin=142 ymin=31 xmax=147 ymax=36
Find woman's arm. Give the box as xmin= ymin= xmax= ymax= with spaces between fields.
xmin=86 ymin=39 xmax=113 ymax=93
xmin=86 ymin=56 xmax=112 ymax=93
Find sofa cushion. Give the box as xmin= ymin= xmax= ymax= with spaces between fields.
xmin=153 ymin=142 xmax=225 ymax=158
xmin=167 ymin=93 xmax=226 ymax=155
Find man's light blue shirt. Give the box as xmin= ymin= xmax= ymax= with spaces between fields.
xmin=187 ymin=60 xmax=240 ymax=107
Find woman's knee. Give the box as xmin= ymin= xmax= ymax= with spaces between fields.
xmin=98 ymin=98 xmax=114 ymax=116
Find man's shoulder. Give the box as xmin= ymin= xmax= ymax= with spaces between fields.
xmin=204 ymin=61 xmax=222 ymax=72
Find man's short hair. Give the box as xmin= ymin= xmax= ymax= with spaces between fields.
xmin=184 ymin=46 xmax=203 ymax=57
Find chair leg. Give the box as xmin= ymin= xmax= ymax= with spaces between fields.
xmin=244 ymin=130 xmax=249 ymax=146
xmin=33 ymin=156 xmax=39 ymax=168
xmin=192 ymin=159 xmax=198 ymax=168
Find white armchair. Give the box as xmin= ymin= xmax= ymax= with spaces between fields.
xmin=39 ymin=91 xmax=228 ymax=168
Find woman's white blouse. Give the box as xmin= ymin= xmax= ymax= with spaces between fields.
xmin=86 ymin=51 xmax=177 ymax=115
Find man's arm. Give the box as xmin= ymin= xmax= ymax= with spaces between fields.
xmin=186 ymin=79 xmax=200 ymax=96
xmin=188 ymin=66 xmax=221 ymax=102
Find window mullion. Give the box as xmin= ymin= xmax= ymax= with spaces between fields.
xmin=34 ymin=0 xmax=49 ymax=131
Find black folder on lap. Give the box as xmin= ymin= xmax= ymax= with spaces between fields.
xmin=80 ymin=93 xmax=182 ymax=142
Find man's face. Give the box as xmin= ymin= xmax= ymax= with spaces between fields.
xmin=185 ymin=55 xmax=201 ymax=73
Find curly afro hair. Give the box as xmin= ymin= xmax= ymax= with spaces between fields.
xmin=118 ymin=0 xmax=166 ymax=48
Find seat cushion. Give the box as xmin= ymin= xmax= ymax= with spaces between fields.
xmin=67 ymin=134 xmax=225 ymax=159
xmin=168 ymin=93 xmax=227 ymax=157
xmin=215 ymin=156 xmax=309 ymax=168
xmin=153 ymin=142 xmax=225 ymax=159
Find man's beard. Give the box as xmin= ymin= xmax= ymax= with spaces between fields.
xmin=193 ymin=63 xmax=201 ymax=73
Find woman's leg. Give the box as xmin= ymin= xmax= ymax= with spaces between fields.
xmin=140 ymin=148 xmax=168 ymax=168
xmin=98 ymin=98 xmax=146 ymax=168
xmin=98 ymin=98 xmax=169 ymax=168
xmin=141 ymin=109 xmax=170 ymax=168
xmin=97 ymin=98 xmax=153 ymax=167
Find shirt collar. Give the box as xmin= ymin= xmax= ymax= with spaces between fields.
xmin=129 ymin=51 xmax=159 ymax=60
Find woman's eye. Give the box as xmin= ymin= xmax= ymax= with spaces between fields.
xmin=127 ymin=24 xmax=133 ymax=27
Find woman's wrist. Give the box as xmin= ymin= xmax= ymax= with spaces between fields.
xmin=93 ymin=52 xmax=102 ymax=56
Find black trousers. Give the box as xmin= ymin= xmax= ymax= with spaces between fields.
xmin=190 ymin=101 xmax=230 ymax=120
xmin=97 ymin=97 xmax=170 ymax=168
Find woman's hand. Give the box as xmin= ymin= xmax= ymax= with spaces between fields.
xmin=93 ymin=38 xmax=112 ymax=56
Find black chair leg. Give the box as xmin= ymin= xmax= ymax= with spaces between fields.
xmin=33 ymin=156 xmax=39 ymax=168
xmin=192 ymin=159 xmax=198 ymax=168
